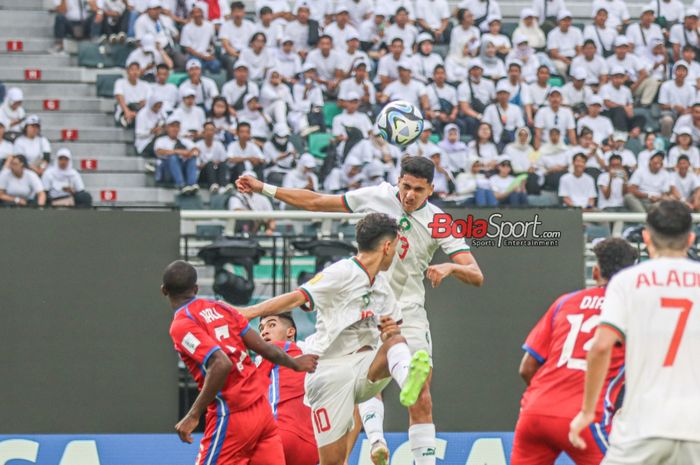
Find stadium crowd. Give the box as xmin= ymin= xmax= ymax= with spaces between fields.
xmin=3 ymin=0 xmax=700 ymax=212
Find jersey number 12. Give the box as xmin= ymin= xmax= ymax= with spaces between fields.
xmin=557 ymin=313 xmax=600 ymax=371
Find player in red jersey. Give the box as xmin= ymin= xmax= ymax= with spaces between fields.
xmin=511 ymin=238 xmax=638 ymax=465
xmin=162 ymin=260 xmax=318 ymax=465
xmin=257 ymin=313 xmax=319 ymax=465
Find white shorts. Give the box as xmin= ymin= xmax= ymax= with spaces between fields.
xmin=304 ymin=349 xmax=391 ymax=447
xmin=400 ymin=303 xmax=433 ymax=363
xmin=603 ymin=438 xmax=700 ymax=465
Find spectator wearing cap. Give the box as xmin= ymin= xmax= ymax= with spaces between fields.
xmin=604 ymin=132 xmax=638 ymax=171
xmin=134 ymin=1 xmax=180 ymax=62
xmin=51 ymin=0 xmax=102 ymax=54
xmin=456 ymin=0 xmax=503 ymax=29
xmin=218 ymin=1 xmax=256 ymax=73
xmin=533 ymin=87 xmax=576 ymax=149
xmin=347 ymin=127 xmax=401 ymax=177
xmin=135 ymin=94 xmax=167 ymax=158
xmin=325 ymin=5 xmax=361 ymax=50
xmin=527 ymin=64 xmax=551 ymax=110
xmin=531 ymin=0 xmax=567 ymax=34
xmin=645 ymin=36 xmax=670 ymax=81
xmin=228 ymin=171 xmax=275 ymax=234
xmin=406 ymin=121 xmax=446 ymax=159
xmin=670 ymin=8 xmax=700 ymax=62
xmin=324 ymin=154 xmax=367 ymax=192
xmin=415 ymin=0 xmax=451 ymax=43
xmin=0 ymin=155 xmax=46 ymax=207
xmin=150 ymin=64 xmax=179 ymax=113
xmin=571 ymin=40 xmax=609 ymax=85
xmin=583 ymin=8 xmax=616 ymax=57
xmin=577 ymin=95 xmax=614 ymax=145
xmin=0 ymin=122 xmax=13 ymax=166
xmin=275 ymin=37 xmax=303 ymax=81
xmin=379 ymin=60 xmax=430 ymax=113
xmin=659 ymin=61 xmax=695 ymax=123
xmin=626 ymin=4 xmax=663 ymax=56
xmin=293 ymin=0 xmax=333 ymax=24
xmin=0 ymin=87 xmax=26 ymax=137
xmin=171 ymin=87 xmax=206 ymax=138
xmin=180 ymin=2 xmax=220 ymax=74
xmin=673 ymin=101 xmax=700 ymax=143
xmin=490 ymin=156 xmax=528 ymax=206
xmin=260 ymin=69 xmax=294 ymax=128
xmin=591 ymin=0 xmax=629 ymax=31
xmin=600 ymin=66 xmax=645 ymax=135
xmin=597 ymin=153 xmax=628 ymax=210
xmin=283 ymin=153 xmax=319 ymax=190
xmin=332 ymin=91 xmax=373 ymax=156
xmin=481 ymin=15 xmax=512 ymax=57
xmin=114 ymin=62 xmax=150 ymax=128
xmin=305 ymin=35 xmax=344 ymax=96
xmin=238 ymin=95 xmax=272 ymax=141
xmin=363 ymin=159 xmax=388 ymax=187
xmin=13 ymin=115 xmax=52 ymax=176
xmin=255 ymin=7 xmax=284 ymax=50
xmin=284 ymin=3 xmax=315 ymax=60
xmin=546 ymin=10 xmax=583 ymax=78
xmin=413 ymin=33 xmax=445 ymax=84
xmin=385 ymin=8 xmax=419 ymax=50
xmin=671 ymin=155 xmax=700 ymax=210
xmin=180 ymin=59 xmax=219 ymax=112
xmin=562 ymin=67 xmax=593 ymax=116
xmin=558 ymin=152 xmax=597 ymax=209
xmin=344 ymin=0 xmax=375 ymax=28
xmin=605 ymin=36 xmax=658 ymax=107
xmin=466 ymin=122 xmax=499 ymax=170
xmin=227 ymin=122 xmax=266 ymax=180
xmin=376 ymin=38 xmax=408 ymax=89
xmin=196 ymin=121 xmax=231 ymax=193
xmin=154 ymin=115 xmax=200 ymax=194
xmin=42 ymin=148 xmax=91 ymax=207
xmin=240 ymin=32 xmax=276 ymax=83
xmin=667 ymin=127 xmax=700 ymax=170
xmin=624 ymin=151 xmax=678 ymax=211
xmin=338 ymin=32 xmax=371 ymax=77
xmin=569 ymin=126 xmax=607 ymax=175
xmin=457 ymin=59 xmax=496 ymax=133
xmin=512 ymin=7 xmax=546 ymax=50
xmin=338 ymin=60 xmax=376 ymax=114
xmin=500 ymin=62 xmax=535 ymax=124
xmin=505 ymin=36 xmax=541 ymax=84
xmin=290 ymin=63 xmax=325 ymax=135
xmin=483 ymin=80 xmax=525 ymax=151
xmin=425 ymin=65 xmax=459 ymax=135
xmin=359 ymin=7 xmax=389 ymax=59
xmin=126 ymin=34 xmax=173 ymax=82
xmin=449 ymin=9 xmax=481 ymax=66
xmin=221 ymin=62 xmax=260 ymax=117
xmin=262 ymin=124 xmax=298 ymax=182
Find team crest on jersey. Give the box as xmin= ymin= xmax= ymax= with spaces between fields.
xmin=307 ymin=273 xmax=323 ymax=285
xmin=182 ymin=332 xmax=201 ymax=354
xmin=398 ymin=216 xmax=411 ymax=232
xmin=362 ymin=293 xmax=371 ymax=307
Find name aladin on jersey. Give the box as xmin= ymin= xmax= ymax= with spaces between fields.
xmin=635 ymin=270 xmax=700 ymax=288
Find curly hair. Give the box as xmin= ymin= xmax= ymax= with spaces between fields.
xmin=593 ymin=238 xmax=639 ymax=280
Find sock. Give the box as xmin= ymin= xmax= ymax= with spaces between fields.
xmin=387 ymin=342 xmax=411 ymax=388
xmin=358 ymin=397 xmax=385 ymax=445
xmin=409 ymin=423 xmax=436 ymax=465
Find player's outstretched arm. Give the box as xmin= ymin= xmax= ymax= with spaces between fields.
xmin=175 ymin=350 xmax=232 ymax=444
xmin=236 ymin=174 xmax=347 ymax=212
xmin=238 ymin=290 xmax=308 ymax=321
xmin=426 ymin=253 xmax=484 ymax=288
xmin=242 ymin=328 xmax=318 ymax=373
xmin=569 ymin=326 xmax=620 ymax=449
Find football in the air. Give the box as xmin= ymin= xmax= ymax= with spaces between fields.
xmin=376 ymin=100 xmax=425 ymax=147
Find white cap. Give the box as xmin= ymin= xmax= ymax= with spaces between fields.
xmin=166 ymin=114 xmax=181 ymax=125
xmin=299 ymin=153 xmax=317 ymax=168
xmin=365 ymin=159 xmax=385 ymax=178
xmin=345 ymin=31 xmax=360 ymax=42
xmin=186 ymin=58 xmax=202 ymax=70
xmin=273 ymin=123 xmax=290 ymax=136
xmin=234 ymin=60 xmax=249 ymax=69
xmin=141 ymin=33 xmax=156 ymax=52
xmin=614 ymin=35 xmax=629 ymax=47
xmin=397 ymin=59 xmax=413 ymax=70
xmin=557 ymin=9 xmax=572 ymax=21
xmin=612 ymin=131 xmax=628 ymax=141
xmin=468 ymin=58 xmax=484 ymax=70
xmin=302 ymin=62 xmax=317 ymax=72
xmin=520 ymin=7 xmax=535 ymax=19
xmin=497 ymin=155 xmax=512 ymax=164
xmin=344 ymin=155 xmax=362 ymax=166
xmin=571 ymin=67 xmax=587 ymax=81
xmin=486 ymin=13 xmax=502 ymax=24
xmin=7 ymin=87 xmax=23 ymax=103
xmin=148 ymin=94 xmax=164 ymax=107
xmin=495 ymin=80 xmax=511 ymax=93
xmin=179 ymin=86 xmax=196 ymax=98
xmin=589 ymin=95 xmax=604 ymax=106
xmin=422 ymin=120 xmax=433 ymax=130
xmin=676 ymin=125 xmax=693 ymax=137
xmin=374 ymin=4 xmax=389 ymax=16
xmin=610 ymin=65 xmax=626 ymax=76
xmin=244 ymin=94 xmax=258 ymax=105
xmin=649 ymin=36 xmax=664 ymax=48
xmin=685 ymin=7 xmax=699 ymax=18
xmin=295 ymin=1 xmax=310 ymax=13
xmin=345 ymin=90 xmax=360 ymax=100
xmin=417 ymin=32 xmax=434 ymax=44
xmin=281 ymin=35 xmax=294 ymax=44
xmin=673 ymin=60 xmax=690 ymax=74
xmin=593 ymin=4 xmax=608 ymax=14
xmin=56 ymin=148 xmax=72 ymax=159
xmin=335 ymin=2 xmax=349 ymax=14
xmin=546 ymin=86 xmax=562 ymax=97
xmin=641 ymin=3 xmax=656 ymax=14
xmin=147 ymin=0 xmax=161 ymax=8
xmin=513 ymin=33 xmax=528 ymax=45
xmin=25 ymin=114 xmax=40 ymax=125
xmin=353 ymin=59 xmax=370 ymax=69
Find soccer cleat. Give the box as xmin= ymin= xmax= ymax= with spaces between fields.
xmin=400 ymin=350 xmax=431 ymax=407
xmin=370 ymin=439 xmax=389 ymax=465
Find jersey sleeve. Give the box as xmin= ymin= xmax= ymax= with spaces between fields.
xmin=298 ymin=266 xmax=341 ymax=312
xmin=170 ymin=318 xmax=222 ymax=367
xmin=342 ymin=182 xmax=390 ymax=213
xmin=599 ymin=273 xmax=627 ymax=340
xmin=522 ymin=293 xmax=571 ymax=363
xmin=217 ymin=301 xmax=252 ymax=336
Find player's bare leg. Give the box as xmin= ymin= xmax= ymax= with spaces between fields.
xmin=319 ymin=434 xmax=351 ymax=465
xmin=407 ymin=370 xmax=436 ymax=465
xmin=342 ymin=407 xmax=363 ymax=465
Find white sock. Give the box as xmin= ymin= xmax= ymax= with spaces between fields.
xmin=358 ymin=397 xmax=385 ymax=445
xmin=387 ymin=342 xmax=411 ymax=388
xmin=409 ymin=423 xmax=436 ymax=465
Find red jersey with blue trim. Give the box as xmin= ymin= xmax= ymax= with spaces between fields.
xmin=170 ymin=298 xmax=268 ymax=412
xmin=258 ymin=340 xmax=316 ymax=445
xmin=521 ymin=287 xmax=625 ymax=427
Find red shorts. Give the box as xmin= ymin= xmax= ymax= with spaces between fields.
xmin=196 ymin=396 xmax=285 ymax=465
xmin=511 ymin=413 xmax=607 ymax=465
xmin=279 ymin=428 xmax=318 ymax=465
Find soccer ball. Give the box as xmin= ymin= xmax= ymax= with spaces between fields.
xmin=376 ymin=100 xmax=424 ymax=147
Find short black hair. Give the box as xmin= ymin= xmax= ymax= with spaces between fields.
xmin=260 ymin=312 xmax=297 ymax=341
xmin=646 ymin=200 xmax=693 ymax=251
xmin=677 ymin=154 xmax=691 ymax=164
xmin=162 ymin=260 xmax=198 ymax=296
xmin=579 ymin=126 xmax=593 ymax=137
xmin=395 ymin=6 xmax=408 ymax=14
xmin=593 ymin=238 xmax=638 ymax=280
xmin=156 ymin=63 xmax=170 ymax=72
xmin=400 ymin=156 xmax=434 ymax=183
xmin=356 ymin=213 xmax=399 ymax=252
xmin=508 ymin=61 xmax=522 ymax=70
xmin=230 ymin=1 xmax=245 ymax=10
xmin=537 ymin=64 xmax=550 ymax=73
xmin=433 ymin=64 xmax=445 ymax=74
xmin=608 ymin=153 xmax=622 ymax=163
xmin=683 ymin=44 xmax=696 ymax=53
xmin=319 ymin=34 xmax=333 ymax=42
xmin=250 ymin=31 xmax=267 ymax=44
xmin=237 ymin=121 xmax=251 ymax=130
xmin=203 ymin=121 xmax=216 ymax=129
xmin=391 ymin=37 xmax=404 ymax=46
xmin=13 ymin=154 xmax=28 ymax=167
xmin=259 ymin=6 xmax=272 ymax=15
xmin=583 ymin=39 xmax=596 ymax=47
xmin=572 ymin=152 xmax=587 ymax=163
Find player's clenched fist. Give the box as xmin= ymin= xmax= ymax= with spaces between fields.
xmin=293 ymin=354 xmax=319 ymax=373
xmin=236 ymin=175 xmax=263 ymax=194
xmin=175 ymin=413 xmax=200 ymax=444
xmin=379 ymin=316 xmax=401 ymax=341
xmin=426 ymin=263 xmax=454 ymax=288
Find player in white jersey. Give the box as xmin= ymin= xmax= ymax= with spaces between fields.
xmin=237 ymin=156 xmax=484 ymax=465
xmin=570 ymin=200 xmax=700 ymax=464
xmin=241 ymin=213 xmax=432 ymax=465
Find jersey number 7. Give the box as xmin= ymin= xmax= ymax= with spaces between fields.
xmin=661 ymin=298 xmax=693 ymax=367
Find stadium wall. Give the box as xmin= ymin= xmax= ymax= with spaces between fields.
xmin=0 ymin=210 xmax=181 ymax=434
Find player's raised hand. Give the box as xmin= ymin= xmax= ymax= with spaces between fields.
xmin=379 ymin=316 xmax=401 ymax=341
xmin=236 ymin=174 xmax=264 ymax=194
xmin=426 ymin=263 xmax=454 ymax=288
xmin=293 ymin=354 xmax=319 ymax=373
xmin=175 ymin=413 xmax=200 ymax=444
xmin=568 ymin=411 xmax=594 ymax=450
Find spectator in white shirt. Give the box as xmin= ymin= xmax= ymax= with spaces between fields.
xmin=562 ymin=67 xmax=593 ymax=116
xmin=673 ymin=101 xmax=700 ymax=144
xmin=0 ymin=155 xmax=46 ymax=207
xmin=332 ymin=91 xmax=373 ymax=156
xmin=345 ymin=0 xmax=375 ymax=27
xmin=338 ymin=60 xmax=376 ymax=114
xmin=227 ymin=122 xmax=266 ymax=180
xmin=0 ymin=87 xmax=26 ymax=137
xmin=359 ymin=7 xmax=389 ymax=58
xmin=134 ymin=1 xmax=179 ymax=54
xmin=263 ymin=124 xmax=298 ymax=180
xmin=115 ymin=62 xmax=150 ymax=128
xmin=671 ymin=155 xmax=700 ymax=210
xmin=506 ymin=35 xmax=541 ymax=84
xmin=624 ymin=151 xmax=679 ymax=211
xmin=438 ymin=123 xmax=469 ymax=172
xmin=222 ymin=61 xmax=260 ymax=117
xmin=572 ymin=39 xmax=609 ymax=86
xmin=255 ymin=7 xmax=284 ymax=50
xmin=512 ymin=7 xmax=546 ymax=50
xmin=558 ymin=152 xmax=597 ymax=209
xmin=591 ymin=0 xmax=629 ymax=31
xmin=412 ymin=33 xmax=444 ymax=84
xmin=380 ymin=61 xmax=430 ymax=114
xmin=490 ymin=156 xmax=529 ymax=205
xmin=667 ymin=128 xmax=700 ymax=170
xmin=197 ymin=121 xmax=231 ymax=193
xmin=537 ymin=127 xmax=570 ymax=190
xmin=238 ymin=95 xmax=272 ymax=142
xmin=531 ymin=0 xmax=566 ymax=32
xmin=126 ymin=34 xmax=173 ymax=82
xmin=325 ymin=5 xmax=360 ymax=50
xmin=285 ymin=3 xmax=313 ymax=60
xmin=338 ymin=32 xmax=371 ymax=77
xmin=546 ymin=10 xmax=583 ymax=77
xmin=42 ymin=148 xmax=91 ymax=207
xmin=283 ymin=153 xmax=319 ymax=190
xmin=499 ymin=61 xmax=534 ymax=124
xmin=376 ymin=37 xmax=408 ymax=88
xmin=572 ymin=126 xmax=607 ymax=174
xmin=171 ymin=87 xmax=206 ymax=138
xmin=275 ymin=38 xmax=303 ymax=82
xmin=415 ymin=0 xmax=451 ymax=43
xmin=180 ymin=59 xmax=219 ymax=112
xmin=659 ymin=61 xmax=696 ymax=137
xmin=626 ymin=5 xmax=664 ymax=57
xmin=583 ymin=7 xmax=616 ymax=57
xmin=483 ymin=80 xmax=525 ymax=150
xmin=457 ymin=59 xmax=496 ymax=133
xmin=180 ymin=2 xmax=220 ymax=74
xmin=219 ymin=1 xmax=256 ymax=76
xmin=670 ymin=8 xmax=700 ymax=62
xmin=13 ymin=115 xmax=51 ymax=175
xmin=606 ymin=36 xmax=659 ymax=107
xmin=52 ymin=0 xmax=102 ymax=53
xmin=240 ymin=32 xmax=276 ymax=83
xmin=449 ymin=8 xmax=481 ymax=67
xmin=385 ymin=7 xmax=419 ymax=49
xmin=601 ymin=65 xmax=645 ymax=136
xmin=260 ymin=69 xmax=294 ymax=128
xmin=533 ymin=87 xmax=577 ymax=149
xmin=134 ymin=95 xmax=167 ymax=157
xmin=305 ymin=35 xmax=344 ymax=96
xmin=481 ymin=15 xmax=512 ymax=58
xmin=528 ymin=64 xmax=551 ymax=110
xmin=597 ymin=153 xmax=628 ymax=210
xmin=209 ymin=97 xmax=238 ymax=145
xmin=457 ymin=0 xmax=502 ymax=29
xmin=293 ymin=0 xmax=333 ymax=24
xmin=150 ymin=65 xmax=179 ymax=113
xmin=154 ymin=115 xmax=200 ymax=193
xmin=425 ymin=64 xmax=459 ymax=134
xmin=577 ymin=95 xmax=614 ymax=145
xmin=467 ymin=122 xmax=499 ymax=169
xmin=655 ymin=0 xmax=685 ymax=27
xmin=605 ymin=133 xmax=637 ymax=171
xmin=406 ymin=121 xmax=445 ymax=158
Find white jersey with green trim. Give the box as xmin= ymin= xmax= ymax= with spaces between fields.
xmin=600 ymin=257 xmax=700 ymax=443
xmin=298 ymin=257 xmax=402 ymax=359
xmin=343 ymin=182 xmax=471 ymax=315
